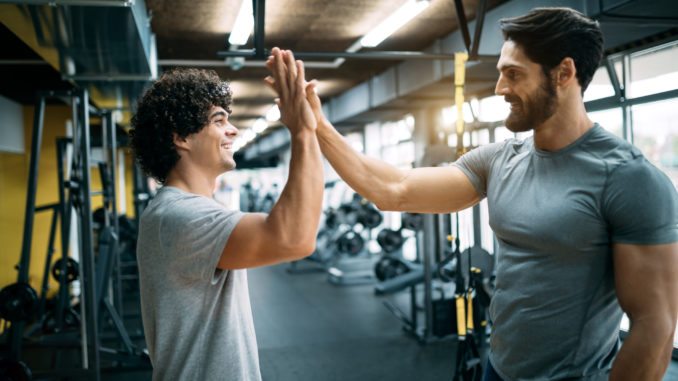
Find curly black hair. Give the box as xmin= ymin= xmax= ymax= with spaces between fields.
xmin=128 ymin=68 xmax=232 ymax=183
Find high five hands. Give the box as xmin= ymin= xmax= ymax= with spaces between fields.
xmin=264 ymin=47 xmax=328 ymax=132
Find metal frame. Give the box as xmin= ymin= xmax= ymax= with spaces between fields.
xmin=216 ymin=0 xmax=495 ymax=63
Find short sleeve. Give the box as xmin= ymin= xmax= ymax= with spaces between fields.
xmin=162 ymin=197 xmax=245 ymax=281
xmin=603 ymin=158 xmax=678 ymax=245
xmin=452 ymin=141 xmax=505 ymax=198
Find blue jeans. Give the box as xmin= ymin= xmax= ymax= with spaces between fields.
xmin=483 ymin=359 xmax=504 ymax=381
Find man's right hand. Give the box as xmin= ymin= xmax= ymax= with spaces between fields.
xmin=264 ymin=48 xmax=316 ymax=134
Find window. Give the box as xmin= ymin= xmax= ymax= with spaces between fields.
xmin=588 ymin=108 xmax=623 ymax=138
xmin=631 ymin=98 xmax=678 ymax=188
xmin=583 ymin=66 xmax=616 ymax=102
xmin=628 ymin=41 xmax=678 ymax=98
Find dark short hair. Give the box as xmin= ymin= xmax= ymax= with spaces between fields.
xmin=129 ymin=68 xmax=232 ymax=183
xmin=499 ymin=7 xmax=604 ymax=93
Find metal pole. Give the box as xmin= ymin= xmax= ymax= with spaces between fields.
xmin=10 ymin=93 xmax=46 ymax=360
xmin=422 ymin=213 xmax=437 ymax=342
xmin=56 ymin=138 xmax=72 ymax=332
xmin=253 ymin=0 xmax=266 ymax=59
xmin=105 ymin=111 xmax=124 ymax=320
xmin=77 ymin=89 xmax=101 ymax=380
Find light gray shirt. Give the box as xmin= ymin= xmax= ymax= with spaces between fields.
xmin=137 ymin=186 xmax=261 ymax=381
xmin=454 ymin=125 xmax=678 ymax=380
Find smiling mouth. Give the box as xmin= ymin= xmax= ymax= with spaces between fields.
xmin=221 ymin=143 xmax=233 ymax=150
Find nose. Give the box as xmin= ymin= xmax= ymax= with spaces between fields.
xmin=225 ymin=122 xmax=239 ymax=137
xmin=495 ymin=74 xmax=509 ymax=96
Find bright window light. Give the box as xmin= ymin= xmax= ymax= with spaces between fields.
xmin=252 ymin=118 xmax=268 ymax=133
xmin=242 ymin=128 xmax=256 ymax=142
xmin=360 ymin=0 xmax=430 ymax=48
xmin=233 ymin=137 xmax=246 ymax=152
xmin=229 ymin=0 xmax=254 ymax=46
xmin=265 ymin=105 xmax=280 ymax=122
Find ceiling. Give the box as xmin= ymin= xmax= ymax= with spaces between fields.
xmin=1 ymin=0 xmax=677 ymax=166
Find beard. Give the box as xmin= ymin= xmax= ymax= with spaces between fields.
xmin=504 ymin=75 xmax=558 ymax=133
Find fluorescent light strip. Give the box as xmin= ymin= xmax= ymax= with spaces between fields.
xmin=229 ymin=0 xmax=254 ymax=45
xmin=360 ymin=0 xmax=430 ymax=48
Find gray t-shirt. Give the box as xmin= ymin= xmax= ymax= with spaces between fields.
xmin=137 ymin=186 xmax=261 ymax=381
xmin=454 ymin=125 xmax=678 ymax=381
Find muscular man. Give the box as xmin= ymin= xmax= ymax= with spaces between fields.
xmin=267 ymin=7 xmax=677 ymax=381
xmin=129 ymin=48 xmax=322 ymax=380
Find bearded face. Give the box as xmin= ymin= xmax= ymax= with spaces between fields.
xmin=504 ymin=72 xmax=558 ymax=133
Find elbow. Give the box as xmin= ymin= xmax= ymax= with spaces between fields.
xmin=279 ymin=236 xmax=317 ymax=262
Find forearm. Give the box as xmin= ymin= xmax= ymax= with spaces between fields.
xmin=610 ymin=318 xmax=675 ymax=380
xmin=266 ymin=130 xmax=323 ymax=254
xmin=316 ymin=120 xmax=406 ymax=210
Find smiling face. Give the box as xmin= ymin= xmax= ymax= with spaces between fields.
xmin=186 ymin=106 xmax=239 ymax=174
xmin=495 ymin=40 xmax=558 ymax=133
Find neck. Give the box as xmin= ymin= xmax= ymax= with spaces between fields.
xmin=533 ymin=93 xmax=594 ymax=151
xmin=165 ymin=162 xmax=218 ymax=198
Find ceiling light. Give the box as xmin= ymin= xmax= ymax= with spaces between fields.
xmin=252 ymin=118 xmax=268 ymax=133
xmin=360 ymin=0 xmax=430 ymax=48
xmin=228 ymin=0 xmax=254 ymax=46
xmin=265 ymin=105 xmax=280 ymax=122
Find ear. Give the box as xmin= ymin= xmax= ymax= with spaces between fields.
xmin=173 ymin=132 xmax=190 ymax=151
xmin=555 ymin=57 xmax=577 ymax=88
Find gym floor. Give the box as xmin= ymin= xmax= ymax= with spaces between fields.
xmin=15 ymin=260 xmax=678 ymax=380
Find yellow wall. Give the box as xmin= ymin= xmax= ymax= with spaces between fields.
xmin=0 ymin=104 xmax=136 ymax=325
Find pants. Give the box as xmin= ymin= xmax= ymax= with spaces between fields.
xmin=483 ymin=359 xmax=504 ymax=381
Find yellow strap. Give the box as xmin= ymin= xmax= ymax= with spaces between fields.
xmin=467 ymin=291 xmax=474 ymax=331
xmin=456 ymin=295 xmax=466 ymax=337
xmin=454 ymin=52 xmax=469 ymax=157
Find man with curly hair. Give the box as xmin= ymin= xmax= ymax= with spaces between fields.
xmin=267 ymin=7 xmax=678 ymax=381
xmin=129 ymin=48 xmax=322 ymax=381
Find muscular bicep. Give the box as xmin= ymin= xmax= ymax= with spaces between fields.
xmin=614 ymin=242 xmax=678 ymax=325
xmin=217 ymin=213 xmax=293 ymax=270
xmin=394 ymin=165 xmax=482 ymax=213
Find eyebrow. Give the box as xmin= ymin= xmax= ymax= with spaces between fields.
xmin=497 ymin=63 xmax=524 ymax=72
xmin=210 ymin=110 xmax=228 ymax=119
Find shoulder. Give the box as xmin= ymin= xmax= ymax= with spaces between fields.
xmin=579 ymin=125 xmax=643 ymax=170
xmin=142 ymin=187 xmax=241 ymax=226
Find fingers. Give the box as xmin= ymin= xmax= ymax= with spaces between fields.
xmin=296 ymin=60 xmax=306 ymax=93
xmin=274 ymin=48 xmax=289 ymax=100
xmin=264 ymin=76 xmax=280 ymax=96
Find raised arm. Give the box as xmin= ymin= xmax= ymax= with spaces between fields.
xmin=262 ymin=49 xmax=480 ymax=214
xmin=218 ymin=48 xmax=324 ymax=269
xmin=610 ymin=242 xmax=678 ymax=380
xmin=305 ymin=82 xmax=480 ymax=214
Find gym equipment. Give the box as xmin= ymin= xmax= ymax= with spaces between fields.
xmin=356 ymin=201 xmax=383 ymax=228
xmin=51 ymin=257 xmax=79 ymax=283
xmin=0 ymin=283 xmax=38 ymax=323
xmin=453 ymin=225 xmax=482 ymax=380
xmin=376 ymin=229 xmax=405 ymax=254
xmin=4 ymin=90 xmax=149 ymax=380
xmin=42 ymin=307 xmax=81 ymax=334
xmin=374 ymin=256 xmax=411 ymax=281
xmin=336 ymin=230 xmax=365 ymax=256
xmin=401 ymin=212 xmax=424 ymax=231
xmin=0 ymin=358 xmax=32 ymax=381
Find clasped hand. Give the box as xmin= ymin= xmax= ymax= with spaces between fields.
xmin=264 ymin=47 xmax=321 ymax=134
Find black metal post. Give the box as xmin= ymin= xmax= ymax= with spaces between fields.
xmin=453 ymin=0 xmax=472 ymax=53
xmin=470 ymin=0 xmax=487 ymax=59
xmin=253 ymin=0 xmax=266 ymax=59
xmin=10 ymin=93 xmax=46 ymax=360
xmin=76 ymin=89 xmax=101 ymax=380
